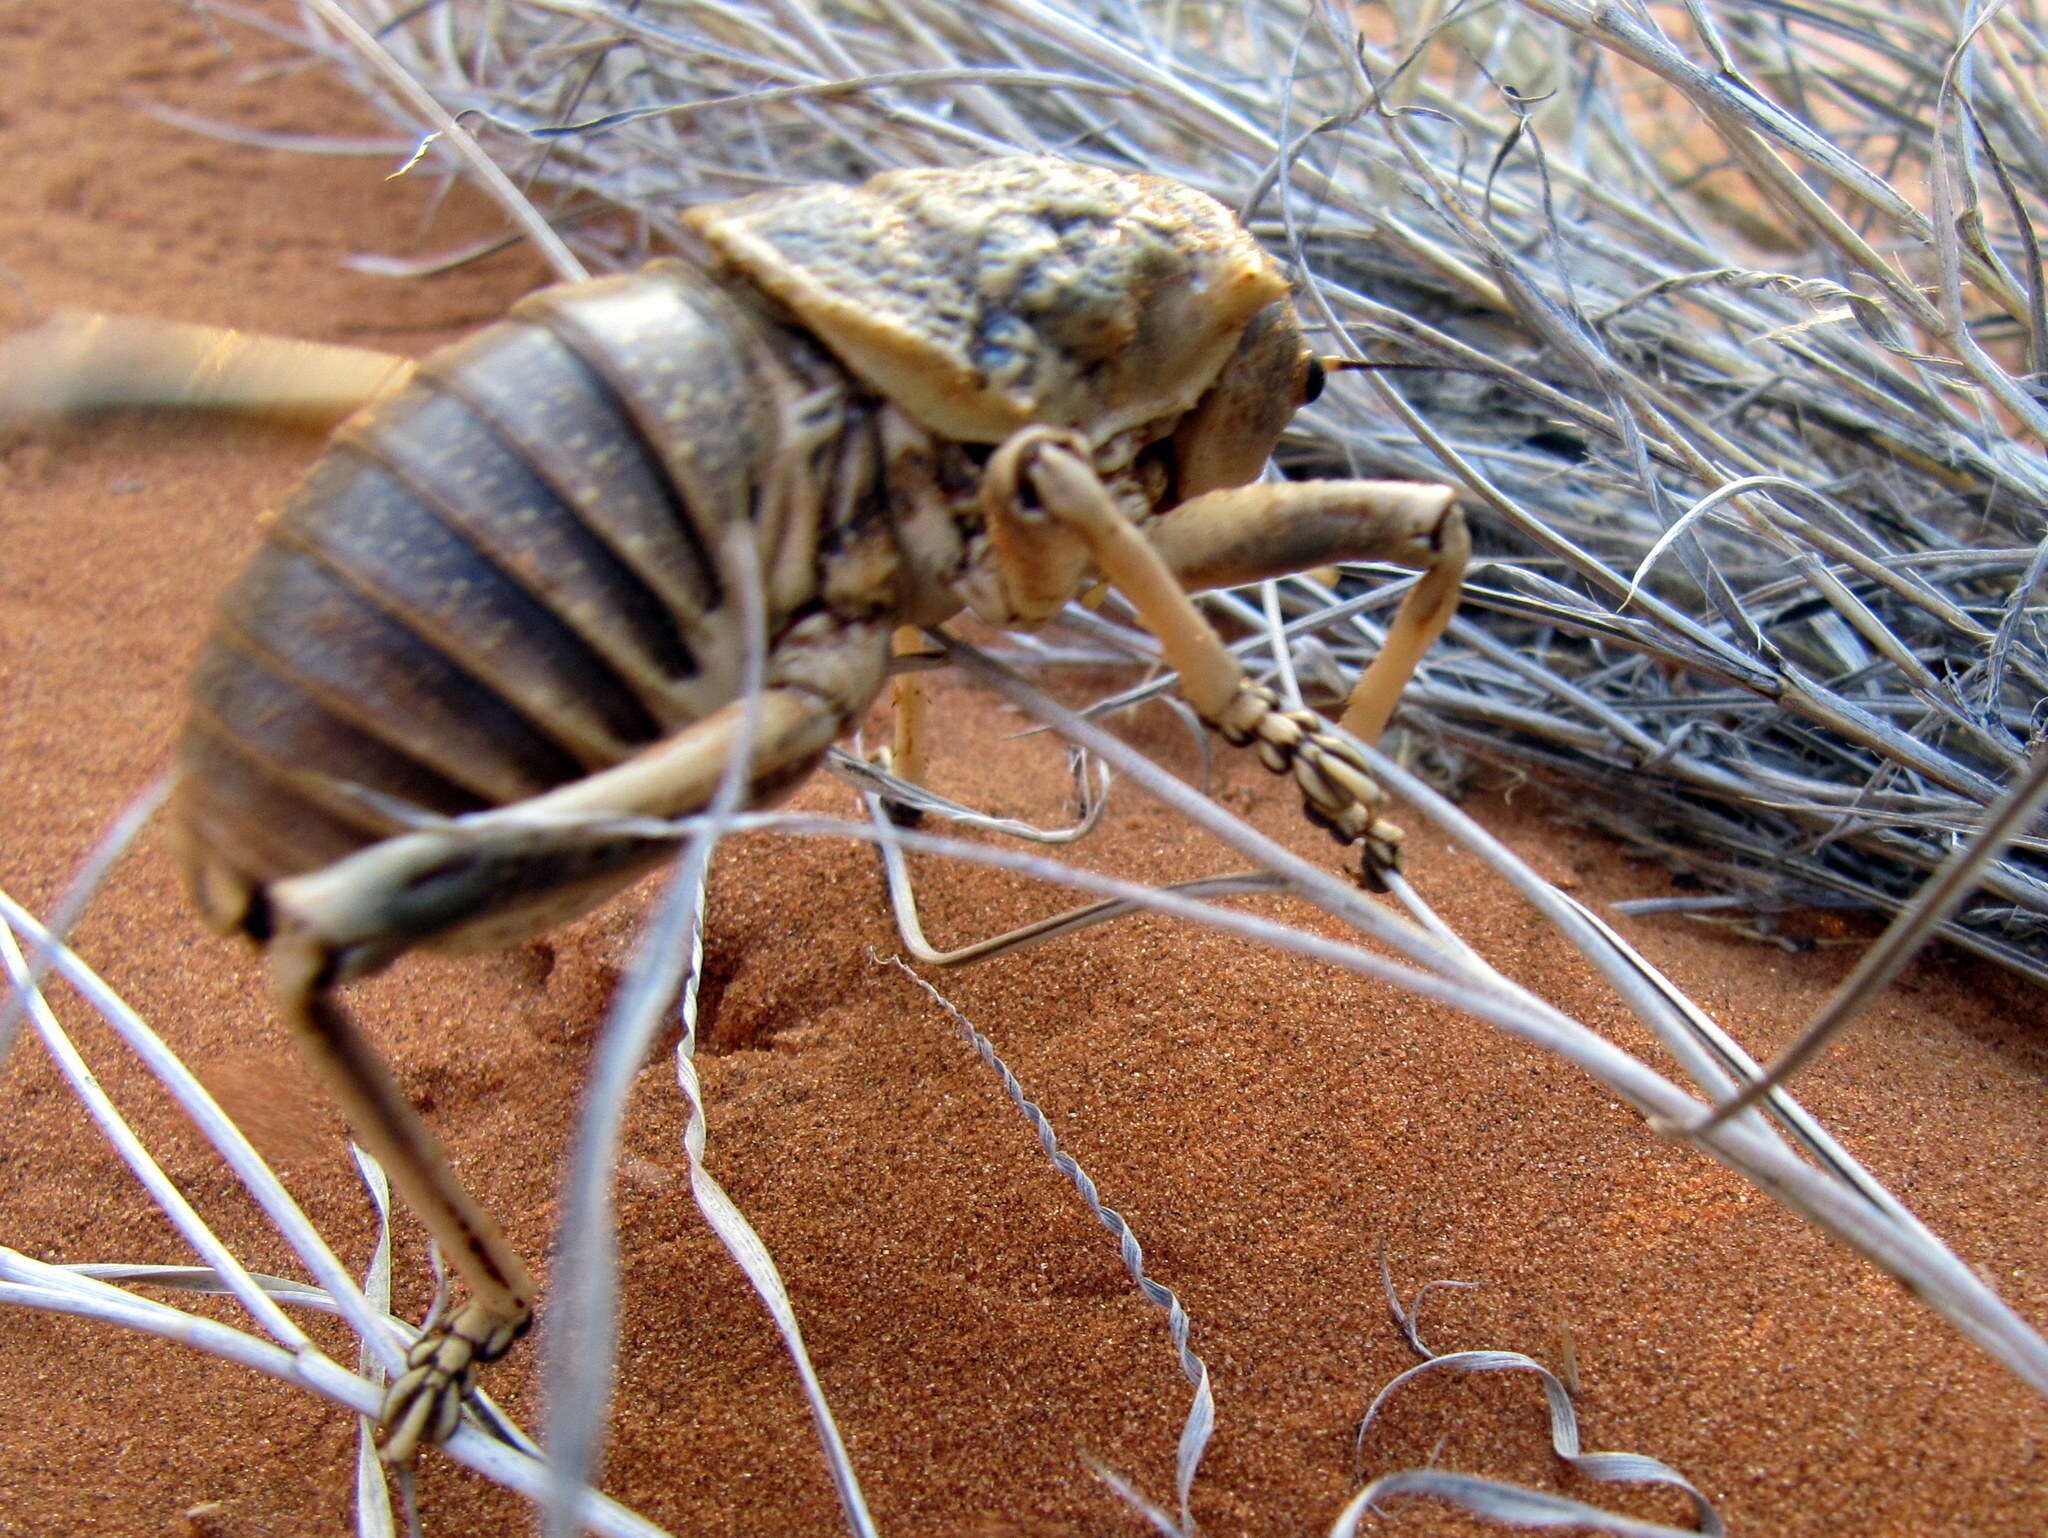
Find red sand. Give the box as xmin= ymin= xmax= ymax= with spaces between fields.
xmin=2 ymin=5 xmax=2043 ymax=1534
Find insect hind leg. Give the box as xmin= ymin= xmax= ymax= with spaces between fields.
xmin=0 ymin=311 xmax=415 ymax=429
xmin=269 ymin=928 xmax=535 ymax=1465
xmin=259 ymin=619 xmax=890 ymax=1462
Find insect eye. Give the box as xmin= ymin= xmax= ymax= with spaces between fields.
xmin=1300 ymin=355 xmax=1326 ymax=406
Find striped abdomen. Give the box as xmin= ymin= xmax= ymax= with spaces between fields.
xmin=174 ymin=261 xmax=880 ymax=934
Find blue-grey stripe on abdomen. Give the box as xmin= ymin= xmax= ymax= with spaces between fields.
xmin=174 ymin=264 xmax=860 ymax=915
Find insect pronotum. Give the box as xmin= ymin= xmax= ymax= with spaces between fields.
xmin=10 ymin=157 xmax=1467 ymax=1461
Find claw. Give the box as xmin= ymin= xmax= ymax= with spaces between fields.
xmin=869 ymin=744 xmax=926 ymax=828
xmin=377 ymin=1298 xmax=525 ymax=1465
xmin=1358 ymin=824 xmax=1403 ymax=891
xmin=1205 ymin=679 xmax=1405 ymax=885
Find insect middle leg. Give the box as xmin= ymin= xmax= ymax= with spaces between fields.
xmin=261 ymin=620 xmax=890 ymax=1463
xmin=884 ymin=626 xmax=937 ymax=818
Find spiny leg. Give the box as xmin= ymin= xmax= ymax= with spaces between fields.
xmin=263 ymin=623 xmax=889 ymax=1462
xmin=982 ymin=430 xmax=1463 ymax=883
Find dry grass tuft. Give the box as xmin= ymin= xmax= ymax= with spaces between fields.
xmin=256 ymin=0 xmax=2048 ymax=983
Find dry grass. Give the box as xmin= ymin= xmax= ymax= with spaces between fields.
xmin=7 ymin=0 xmax=2048 ymax=1532
xmin=226 ymin=0 xmax=2048 ymax=986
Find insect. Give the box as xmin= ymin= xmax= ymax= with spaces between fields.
xmin=13 ymin=157 xmax=1466 ymax=1462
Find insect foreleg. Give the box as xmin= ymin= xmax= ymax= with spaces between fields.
xmin=1141 ymin=478 xmax=1468 ymax=745
xmin=984 ymin=429 xmax=1446 ymax=881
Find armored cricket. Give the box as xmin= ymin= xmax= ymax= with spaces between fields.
xmin=16 ymin=157 xmax=1467 ymax=1461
